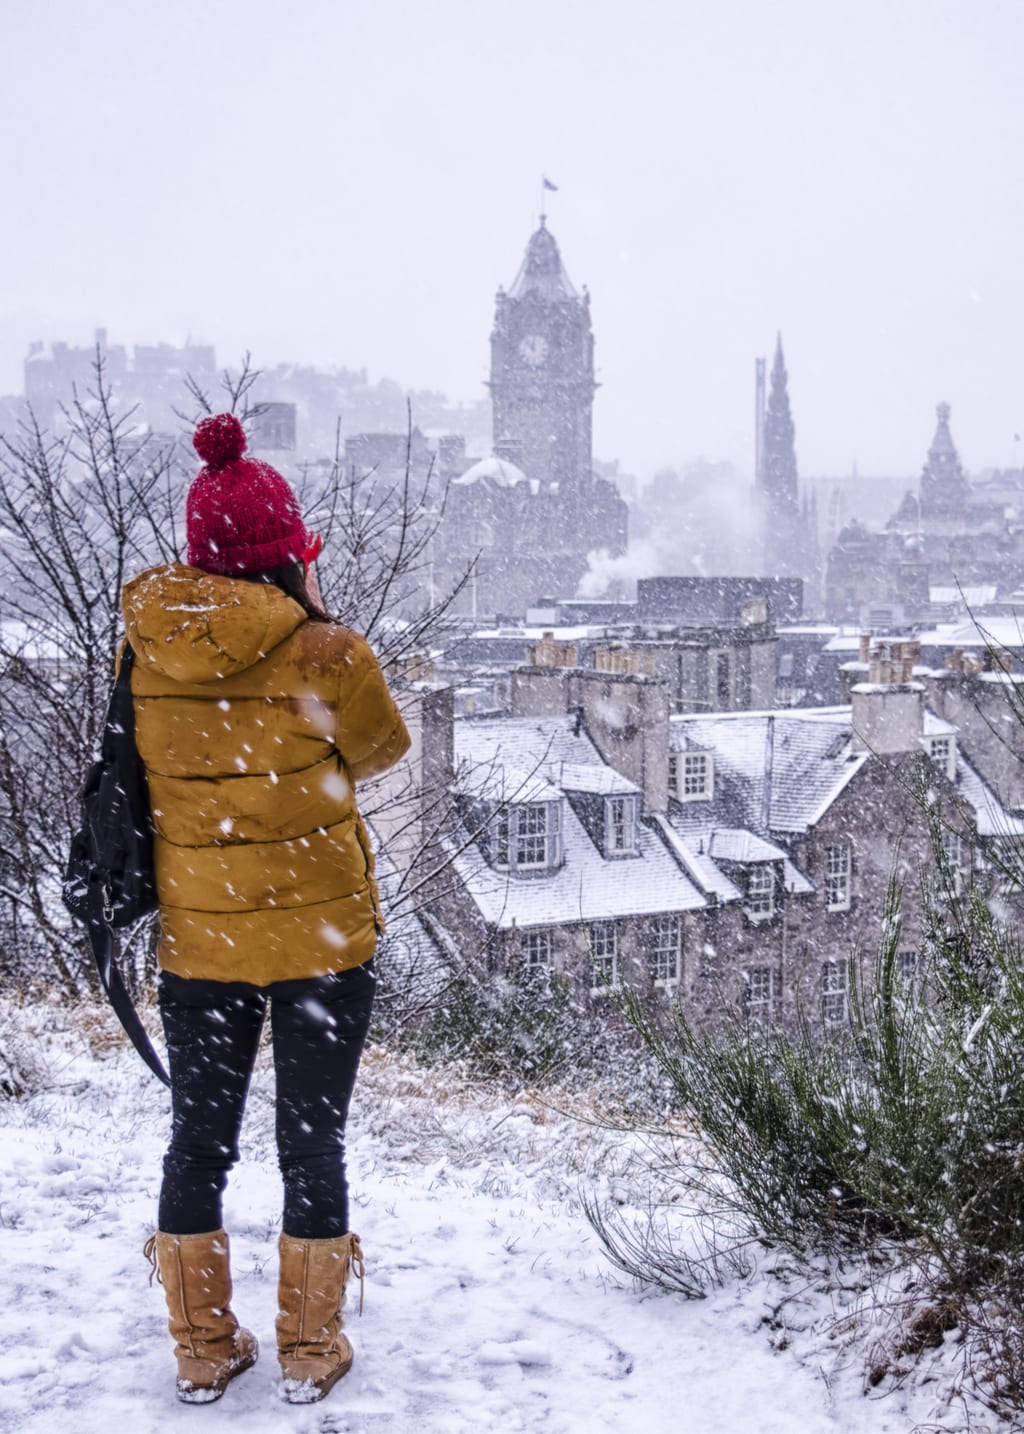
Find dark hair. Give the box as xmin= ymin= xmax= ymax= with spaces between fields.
xmin=242 ymin=562 xmax=331 ymax=622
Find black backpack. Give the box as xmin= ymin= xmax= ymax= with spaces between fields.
xmin=63 ymin=643 xmax=169 ymax=1085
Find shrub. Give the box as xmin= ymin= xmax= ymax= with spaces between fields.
xmin=587 ymin=865 xmax=1024 ymax=1412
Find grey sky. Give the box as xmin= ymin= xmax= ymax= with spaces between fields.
xmin=3 ymin=0 xmax=1022 ymax=482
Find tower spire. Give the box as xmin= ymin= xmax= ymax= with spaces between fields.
xmin=761 ymin=332 xmax=798 ymax=510
xmin=919 ymin=401 xmax=968 ymax=521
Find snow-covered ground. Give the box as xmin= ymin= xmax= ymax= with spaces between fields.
xmin=0 ymin=1003 xmax=1002 ymax=1434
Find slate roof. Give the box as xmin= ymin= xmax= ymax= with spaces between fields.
xmin=558 ymin=762 xmax=640 ymax=796
xmin=445 ymin=704 xmax=1024 ymax=936
xmin=669 ymin=706 xmax=1024 ymax=852
xmin=955 ymin=757 xmax=1024 ymax=839
xmin=669 ymin=708 xmax=867 ymax=836
xmin=649 ymin=815 xmax=741 ymax=901
xmin=708 ymin=829 xmax=791 ymax=864
xmin=450 ymin=715 xmax=704 ymax=929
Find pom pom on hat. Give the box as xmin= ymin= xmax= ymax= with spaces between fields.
xmin=186 ymin=412 xmax=319 ymax=576
xmin=193 ymin=412 xmax=247 ymax=469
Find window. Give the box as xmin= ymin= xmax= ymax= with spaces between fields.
xmin=821 ymin=959 xmax=848 ymax=1025
xmin=929 ymin=736 xmax=952 ymax=769
xmin=824 ymin=843 xmax=852 ymax=911
xmin=649 ymin=916 xmax=682 ymax=986
xmin=746 ymin=865 xmax=775 ymax=920
xmin=668 ymin=753 xmax=678 ymax=794
xmin=897 ymin=949 xmax=921 ymax=982
xmin=941 ymin=829 xmax=965 ymax=892
xmin=517 ymin=803 xmax=550 ymax=868
xmin=716 ymin=653 xmax=730 ymax=706
xmin=493 ymin=801 xmax=561 ymax=873
xmin=606 ymin=795 xmax=637 ymax=856
xmin=696 ymin=651 xmax=709 ymax=708
xmin=737 ymin=650 xmax=752 ymax=708
xmin=745 ymin=965 xmax=782 ymax=1015
xmin=522 ymin=929 xmax=552 ymax=969
xmin=495 ymin=806 xmax=510 ymax=866
xmin=589 ymin=922 xmax=618 ymax=989
xmin=680 ymin=752 xmax=713 ymax=801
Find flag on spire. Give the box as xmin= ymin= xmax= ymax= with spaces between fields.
xmin=543 ymin=176 xmax=558 ymax=191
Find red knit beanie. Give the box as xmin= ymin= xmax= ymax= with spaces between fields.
xmin=186 ymin=413 xmax=322 ymax=575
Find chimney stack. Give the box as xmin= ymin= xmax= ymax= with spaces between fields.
xmin=851 ymin=640 xmax=924 ymax=756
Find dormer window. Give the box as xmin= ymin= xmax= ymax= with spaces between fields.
xmin=605 ymin=794 xmax=638 ymax=856
xmin=671 ymin=751 xmax=714 ymax=801
xmin=745 ymin=865 xmax=775 ymax=921
xmin=493 ymin=800 xmax=562 ymax=874
xmin=926 ymin=734 xmax=956 ymax=781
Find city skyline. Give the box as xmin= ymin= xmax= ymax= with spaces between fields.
xmin=3 ymin=0 xmax=1023 ymax=482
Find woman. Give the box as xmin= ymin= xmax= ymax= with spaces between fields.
xmin=128 ymin=413 xmax=410 ymax=1404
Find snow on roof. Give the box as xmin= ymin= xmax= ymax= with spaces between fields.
xmin=929 ymin=585 xmax=997 ymax=607
xmin=917 ymin=617 xmax=1024 ymax=649
xmin=922 ymin=710 xmax=958 ymax=737
xmin=669 ymin=708 xmax=867 ymax=834
xmin=557 ymin=762 xmax=639 ymax=796
xmin=783 ymin=860 xmax=815 ymax=896
xmin=455 ymin=721 xmax=639 ymax=804
xmin=708 ymin=829 xmax=789 ymax=864
xmin=456 ymin=714 xmax=603 ymax=777
xmin=649 ymin=815 xmax=741 ymax=901
xmin=955 ymin=756 xmax=1024 ymax=838
xmin=451 ymin=715 xmax=704 ymax=926
xmin=470 ymin=624 xmax=600 ymax=642
xmin=457 ymin=760 xmax=562 ymax=806
xmin=453 ymin=456 xmax=531 ymax=489
xmin=449 ymin=797 xmax=705 ymax=929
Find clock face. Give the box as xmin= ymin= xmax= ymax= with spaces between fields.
xmin=518 ymin=334 xmax=549 ymax=367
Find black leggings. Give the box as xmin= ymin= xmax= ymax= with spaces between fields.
xmin=158 ymin=960 xmax=375 ymax=1239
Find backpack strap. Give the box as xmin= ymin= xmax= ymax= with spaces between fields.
xmin=91 ymin=641 xmax=169 ymax=1087
xmin=85 ymin=886 xmax=170 ymax=1087
xmin=103 ymin=643 xmax=137 ymax=764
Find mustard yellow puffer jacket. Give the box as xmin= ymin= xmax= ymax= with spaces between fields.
xmin=121 ymin=564 xmax=410 ymax=985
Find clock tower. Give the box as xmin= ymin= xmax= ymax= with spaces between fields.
xmin=489 ymin=219 xmax=596 ymax=495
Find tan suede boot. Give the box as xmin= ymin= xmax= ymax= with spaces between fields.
xmin=276 ymin=1232 xmax=365 ymax=1403
xmin=144 ymin=1229 xmax=259 ymax=1403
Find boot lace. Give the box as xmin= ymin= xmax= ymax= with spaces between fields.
xmin=347 ymin=1233 xmax=366 ymax=1316
xmin=143 ymin=1233 xmax=162 ymax=1286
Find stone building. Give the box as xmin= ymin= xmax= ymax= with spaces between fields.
xmin=378 ymin=643 xmax=1020 ymax=1029
xmin=433 ymin=220 xmax=628 ymax=618
xmin=824 ymin=402 xmax=1024 ymax=625
xmin=430 ymin=602 xmax=779 ymax=722
xmin=22 ymin=331 xmax=217 ymax=434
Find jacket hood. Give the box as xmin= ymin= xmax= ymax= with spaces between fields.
xmin=122 ymin=564 xmax=306 ymax=684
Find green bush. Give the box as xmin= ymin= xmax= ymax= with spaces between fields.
xmin=587 ymin=860 xmax=1024 ymax=1409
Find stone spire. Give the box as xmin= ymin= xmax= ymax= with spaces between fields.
xmin=760 ymin=334 xmax=799 ymax=514
xmin=919 ymin=401 xmax=969 ymax=522
xmin=507 ymin=218 xmax=578 ymax=302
